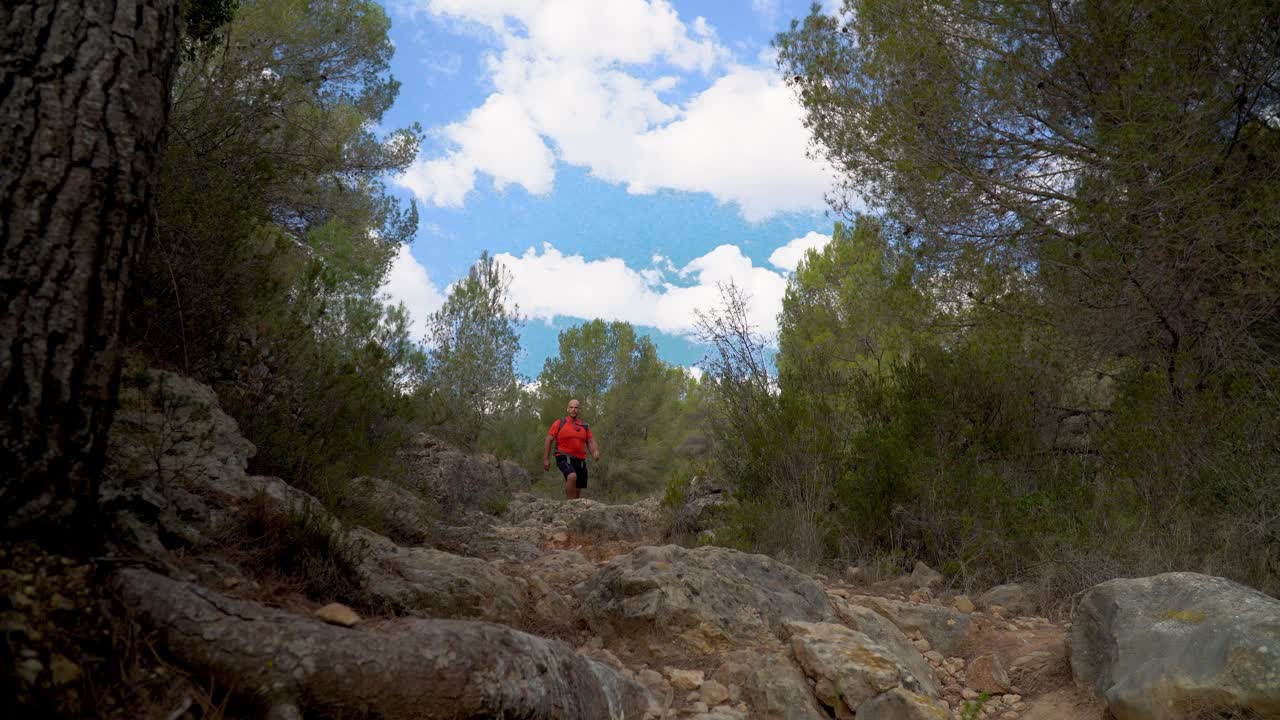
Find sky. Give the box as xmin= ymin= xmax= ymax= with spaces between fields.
xmin=377 ymin=0 xmax=848 ymax=377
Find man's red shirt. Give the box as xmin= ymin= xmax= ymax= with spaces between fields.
xmin=548 ymin=418 xmax=592 ymax=459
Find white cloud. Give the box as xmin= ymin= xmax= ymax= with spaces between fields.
xmin=493 ymin=239 xmax=799 ymax=339
xmin=395 ymin=0 xmax=833 ymax=219
xmin=751 ymin=0 xmax=779 ymax=25
xmin=400 ymin=93 xmax=555 ymax=206
xmin=380 ymin=244 xmax=447 ymax=341
xmin=685 ymin=365 xmax=704 ymax=381
xmin=768 ymin=230 xmax=832 ymax=271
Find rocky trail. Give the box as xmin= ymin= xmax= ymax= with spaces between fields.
xmin=15 ymin=368 xmax=1276 ymax=719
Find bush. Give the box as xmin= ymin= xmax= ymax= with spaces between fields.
xmin=237 ymin=492 xmax=369 ymax=609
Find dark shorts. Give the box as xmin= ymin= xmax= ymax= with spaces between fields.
xmin=554 ymin=454 xmax=588 ymax=488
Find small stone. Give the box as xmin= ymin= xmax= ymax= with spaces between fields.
xmin=314 ymin=602 xmax=360 ymax=627
xmin=664 ymin=667 xmax=704 ymax=690
xmin=953 ymin=595 xmax=975 ymax=613
xmin=1002 ymin=694 xmax=1021 ymax=704
xmin=962 ymin=688 xmax=979 ymax=700
xmin=223 ymin=576 xmax=241 ymax=588
xmin=988 ymin=604 xmax=1006 ymax=617
xmin=688 ymin=701 xmax=708 ymax=713
xmin=913 ymin=638 xmax=931 ymax=653
xmin=701 ymin=679 xmax=730 ymax=705
xmin=925 ymin=650 xmax=944 ymax=663
xmin=49 ymin=654 xmax=81 ymax=686
xmin=828 ymin=588 xmax=850 ymax=598
xmin=50 ymin=593 xmax=76 ymax=610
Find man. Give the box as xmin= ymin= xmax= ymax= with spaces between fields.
xmin=543 ymin=399 xmax=600 ymax=500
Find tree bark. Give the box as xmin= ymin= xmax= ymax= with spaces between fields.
xmin=0 ymin=1 xmax=180 ymax=535
xmin=113 ymin=568 xmax=652 ymax=719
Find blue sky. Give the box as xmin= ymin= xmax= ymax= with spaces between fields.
xmin=377 ymin=0 xmax=846 ymax=377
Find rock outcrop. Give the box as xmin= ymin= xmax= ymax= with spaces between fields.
xmin=787 ymin=620 xmax=940 ymax=716
xmin=846 ymin=594 xmax=973 ymax=656
xmin=399 ymin=432 xmax=528 ymax=514
xmin=578 ymin=544 xmax=834 ymax=655
xmin=1071 ymin=571 xmax=1280 ymax=720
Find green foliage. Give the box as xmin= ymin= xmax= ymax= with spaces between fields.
xmin=703 ymin=0 xmax=1280 ymax=599
xmin=422 ymin=252 xmax=525 ymax=444
xmin=239 ymin=493 xmax=368 ymax=608
xmin=127 ymin=0 xmax=427 ymax=496
xmin=960 ymin=693 xmax=991 ymax=720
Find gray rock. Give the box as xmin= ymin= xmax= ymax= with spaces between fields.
xmin=847 ymin=595 xmax=972 ymax=655
xmin=855 ymin=687 xmax=950 ymax=719
xmin=569 ymin=502 xmax=659 ymax=543
xmin=349 ymin=528 xmax=527 ymax=619
xmin=398 ymin=433 xmax=520 ymax=515
xmin=978 ymin=583 xmax=1035 ymax=616
xmin=107 ymin=367 xmax=256 ymax=495
xmin=786 ymin=621 xmax=937 ymax=713
xmin=831 ymin=600 xmax=938 ymax=696
xmin=713 ymin=650 xmax=829 ymax=720
xmin=902 ymin=562 xmax=943 ymax=590
xmin=342 ymin=476 xmax=438 ymax=544
xmin=1071 ymin=572 xmax=1280 ymax=720
xmin=518 ymin=549 xmax=597 ymax=588
xmin=429 ymin=522 xmax=543 ymax=562
xmin=578 ymin=544 xmax=834 ymax=655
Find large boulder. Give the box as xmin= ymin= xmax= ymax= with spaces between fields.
xmin=854 ymin=687 xmax=950 ymax=720
xmin=107 ymin=367 xmax=256 ymax=498
xmin=505 ymin=494 xmax=660 ymax=544
xmin=1071 ymin=571 xmax=1280 ymax=719
xmin=846 ymin=595 xmax=972 ymax=656
xmin=712 ymin=650 xmax=829 ymax=720
xmin=569 ymin=502 xmax=659 ymax=544
xmin=349 ymin=528 xmax=527 ymax=620
xmin=341 ymin=476 xmax=438 ymax=545
xmin=978 ymin=583 xmax=1035 ymax=616
xmin=786 ymin=621 xmax=938 ymax=716
xmin=578 ymin=545 xmax=834 ymax=655
xmin=831 ymin=600 xmax=938 ymax=697
xmin=399 ymin=433 xmax=523 ymax=515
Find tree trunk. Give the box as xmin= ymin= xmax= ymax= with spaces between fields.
xmin=0 ymin=1 xmax=180 ymax=536
xmin=113 ymin=568 xmax=652 ymax=719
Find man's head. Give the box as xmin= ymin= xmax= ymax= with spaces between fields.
xmin=567 ymin=399 xmax=580 ymax=418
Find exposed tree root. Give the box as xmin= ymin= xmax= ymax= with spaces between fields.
xmin=112 ymin=568 xmax=650 ymax=719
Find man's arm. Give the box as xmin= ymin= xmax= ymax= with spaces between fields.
xmin=543 ymin=434 xmax=554 ymax=470
xmin=588 ymin=436 xmax=600 ymax=462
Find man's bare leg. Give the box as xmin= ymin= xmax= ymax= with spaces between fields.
xmin=564 ymin=473 xmax=580 ymax=500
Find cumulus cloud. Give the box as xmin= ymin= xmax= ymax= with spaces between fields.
xmin=768 ymin=230 xmax=832 ymax=271
xmin=493 ymin=239 xmax=795 ymax=339
xmin=395 ymin=0 xmax=833 ymax=219
xmin=380 ymin=244 xmax=447 ymax=341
